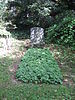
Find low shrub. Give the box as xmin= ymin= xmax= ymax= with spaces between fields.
xmin=16 ymin=48 xmax=62 ymax=84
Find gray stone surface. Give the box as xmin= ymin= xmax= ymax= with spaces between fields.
xmin=30 ymin=27 xmax=44 ymax=47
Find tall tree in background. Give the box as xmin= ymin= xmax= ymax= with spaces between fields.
xmin=3 ymin=0 xmax=68 ymax=29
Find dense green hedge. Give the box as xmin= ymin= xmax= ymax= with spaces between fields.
xmin=16 ymin=48 xmax=62 ymax=84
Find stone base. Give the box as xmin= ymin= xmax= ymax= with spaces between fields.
xmin=31 ymin=42 xmax=45 ymax=48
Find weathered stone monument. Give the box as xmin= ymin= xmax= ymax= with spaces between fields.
xmin=30 ymin=27 xmax=45 ymax=47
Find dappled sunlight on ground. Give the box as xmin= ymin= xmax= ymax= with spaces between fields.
xmin=0 ymin=37 xmax=28 ymax=85
xmin=0 ymin=37 xmax=26 ymax=58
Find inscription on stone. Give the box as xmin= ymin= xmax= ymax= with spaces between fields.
xmin=30 ymin=27 xmax=44 ymax=47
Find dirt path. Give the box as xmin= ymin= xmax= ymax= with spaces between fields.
xmin=8 ymin=47 xmax=27 ymax=84
xmin=0 ymin=37 xmax=30 ymax=84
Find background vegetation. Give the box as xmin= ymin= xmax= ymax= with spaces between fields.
xmin=2 ymin=0 xmax=75 ymax=48
xmin=45 ymin=10 xmax=75 ymax=47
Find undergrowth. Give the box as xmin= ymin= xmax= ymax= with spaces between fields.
xmin=45 ymin=10 xmax=75 ymax=47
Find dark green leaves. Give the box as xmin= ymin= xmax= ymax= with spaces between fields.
xmin=45 ymin=10 xmax=75 ymax=46
xmin=16 ymin=48 xmax=62 ymax=84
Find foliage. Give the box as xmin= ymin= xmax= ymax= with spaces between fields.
xmin=10 ymin=29 xmax=30 ymax=39
xmin=45 ymin=10 xmax=75 ymax=46
xmin=3 ymin=0 xmax=68 ymax=29
xmin=0 ymin=1 xmax=4 ymax=17
xmin=0 ymin=0 xmax=6 ymax=21
xmin=16 ymin=48 xmax=62 ymax=84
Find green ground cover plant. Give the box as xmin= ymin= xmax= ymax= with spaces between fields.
xmin=16 ymin=48 xmax=62 ymax=84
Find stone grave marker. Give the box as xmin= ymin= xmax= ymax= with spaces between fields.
xmin=30 ymin=27 xmax=45 ymax=47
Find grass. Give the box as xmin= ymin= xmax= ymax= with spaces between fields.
xmin=0 ymin=42 xmax=75 ymax=100
xmin=0 ymin=57 xmax=12 ymax=83
xmin=0 ymin=83 xmax=71 ymax=100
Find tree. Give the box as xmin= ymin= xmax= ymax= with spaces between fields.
xmin=3 ymin=0 xmax=68 ymax=29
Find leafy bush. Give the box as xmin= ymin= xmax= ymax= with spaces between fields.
xmin=16 ymin=48 xmax=62 ymax=84
xmin=45 ymin=10 xmax=75 ymax=46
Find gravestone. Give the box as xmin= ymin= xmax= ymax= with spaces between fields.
xmin=30 ymin=27 xmax=45 ymax=47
